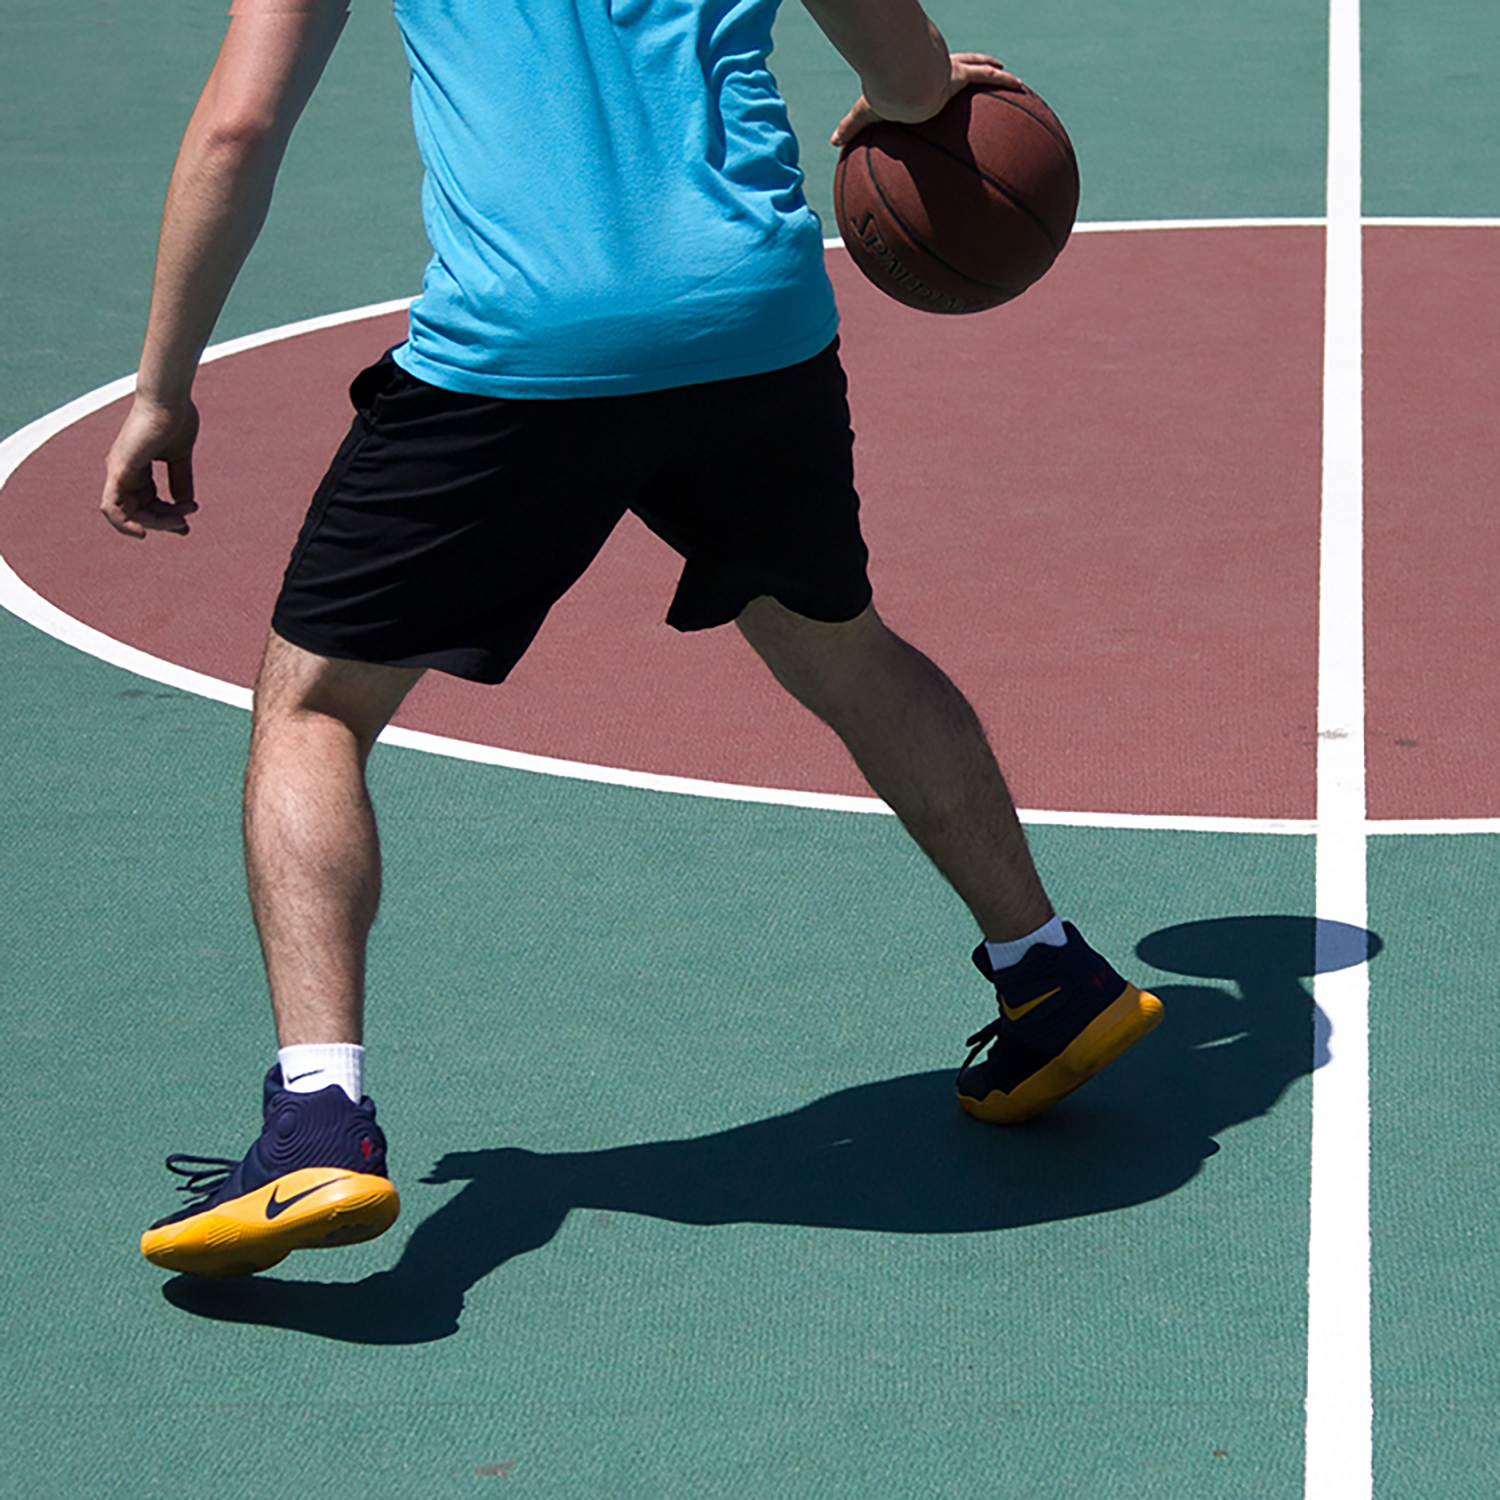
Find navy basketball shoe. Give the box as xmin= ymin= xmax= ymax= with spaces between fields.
xmin=957 ymin=923 xmax=1164 ymax=1124
xmin=141 ymin=1067 xmax=400 ymax=1277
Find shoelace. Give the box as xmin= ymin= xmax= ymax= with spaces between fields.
xmin=164 ymin=1154 xmax=237 ymax=1201
xmin=960 ymin=1017 xmax=1005 ymax=1073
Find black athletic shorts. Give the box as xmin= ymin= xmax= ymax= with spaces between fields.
xmin=271 ymin=339 xmax=873 ymax=684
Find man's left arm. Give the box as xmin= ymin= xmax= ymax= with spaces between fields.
xmin=102 ymin=0 xmax=349 ymax=539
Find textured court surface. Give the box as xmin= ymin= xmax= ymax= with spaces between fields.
xmin=2 ymin=2 xmax=1498 ymax=1497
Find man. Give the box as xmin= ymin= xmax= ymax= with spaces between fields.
xmin=105 ymin=0 xmax=1161 ymax=1279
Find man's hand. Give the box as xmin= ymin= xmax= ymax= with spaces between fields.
xmin=101 ymin=397 xmax=201 ymax=539
xmin=831 ymin=52 xmax=1023 ymax=149
xmin=98 ymin=1 xmax=347 ymax=542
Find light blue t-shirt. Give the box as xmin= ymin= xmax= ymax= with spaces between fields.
xmin=389 ymin=0 xmax=839 ymax=398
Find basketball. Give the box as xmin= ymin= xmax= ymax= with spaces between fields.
xmin=834 ymin=84 xmax=1080 ymax=314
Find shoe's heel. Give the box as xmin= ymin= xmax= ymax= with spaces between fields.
xmin=1059 ymin=984 xmax=1164 ymax=1084
xmin=959 ymin=985 xmax=1164 ymax=1126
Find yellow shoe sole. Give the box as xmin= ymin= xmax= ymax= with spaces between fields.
xmin=140 ymin=1168 xmax=400 ymax=1278
xmin=958 ymin=984 xmax=1164 ymax=1126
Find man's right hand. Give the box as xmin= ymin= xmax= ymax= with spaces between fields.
xmin=100 ymin=396 xmax=201 ymax=539
xmin=801 ymin=0 xmax=1016 ymax=147
xmin=831 ymin=52 xmax=1021 ymax=149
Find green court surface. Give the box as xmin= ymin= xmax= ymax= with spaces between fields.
xmin=2 ymin=2 xmax=1498 ymax=1497
xmin=1 ymin=625 xmax=1317 ymax=1495
xmin=1369 ymin=837 xmax=1500 ymax=1500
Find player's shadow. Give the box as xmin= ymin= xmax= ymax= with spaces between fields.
xmin=164 ymin=914 xmax=1380 ymax=1343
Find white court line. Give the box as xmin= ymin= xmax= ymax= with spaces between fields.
xmin=1075 ymin=216 xmax=1499 ymax=233
xmin=1369 ymin=817 xmax=1500 ymax=836
xmin=1073 ymin=217 xmax=1325 ymax=233
xmin=198 ymin=297 xmax=415 ymax=360
xmin=822 ymin=218 xmax=1325 ymax=250
xmin=821 ymin=214 xmax=1500 ymax=251
xmin=385 ymin=721 xmax=1322 ymax=832
xmin=1364 ymin=216 xmax=1500 ymax=228
xmin=1305 ymin=0 xmax=1373 ymax=1494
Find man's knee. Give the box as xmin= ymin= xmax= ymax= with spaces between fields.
xmin=735 ymin=596 xmax=900 ymax=711
xmin=252 ymin=631 xmax=422 ymax=752
xmin=736 ymin=595 xmax=888 ymax=658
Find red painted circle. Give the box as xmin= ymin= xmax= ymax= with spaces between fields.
xmin=3 ymin=233 xmax=1350 ymax=818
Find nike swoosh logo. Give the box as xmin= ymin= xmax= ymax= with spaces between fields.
xmin=286 ymin=1069 xmax=324 ymax=1085
xmin=265 ymin=1175 xmax=350 ymax=1220
xmin=1001 ymin=986 xmax=1061 ymax=1022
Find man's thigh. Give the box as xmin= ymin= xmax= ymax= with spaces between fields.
xmin=271 ymin=356 xmax=635 ymax=685
xmin=632 ymin=340 xmax=873 ymax=632
xmin=270 ymin=344 xmax=872 ymax=687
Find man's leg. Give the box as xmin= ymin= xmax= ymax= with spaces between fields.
xmin=737 ymin=596 xmax=1162 ymax=1125
xmin=139 ymin=632 xmax=419 ymax=1276
xmin=244 ymin=631 xmax=423 ymax=1046
xmin=736 ymin=596 xmax=1050 ymax=942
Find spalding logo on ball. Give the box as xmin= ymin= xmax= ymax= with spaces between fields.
xmin=835 ymin=84 xmax=1080 ymax=314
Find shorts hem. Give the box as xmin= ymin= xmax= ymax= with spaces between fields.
xmin=666 ymin=580 xmax=875 ymax=634
xmin=268 ymin=615 xmax=517 ymax=686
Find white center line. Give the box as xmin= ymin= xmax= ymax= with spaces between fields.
xmin=1305 ymin=1 xmax=1373 ymax=1497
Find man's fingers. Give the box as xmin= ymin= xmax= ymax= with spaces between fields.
xmin=831 ymin=96 xmax=880 ymax=149
xmin=103 ymin=508 xmax=148 ymax=540
xmin=130 ymin=490 xmax=195 ymax=534
xmin=139 ymin=498 xmax=194 ymax=533
xmin=102 ymin=472 xmax=194 ymax=538
xmin=953 ymin=55 xmax=1025 ymax=92
xmin=166 ymin=455 xmax=198 ymax=512
xmin=101 ymin=465 xmax=154 ymax=538
xmin=100 ymin=395 xmax=200 ymax=540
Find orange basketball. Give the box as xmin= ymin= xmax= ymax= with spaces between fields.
xmin=834 ymin=84 xmax=1080 ymax=314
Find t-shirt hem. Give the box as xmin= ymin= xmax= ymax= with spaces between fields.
xmin=390 ymin=310 xmax=841 ymax=400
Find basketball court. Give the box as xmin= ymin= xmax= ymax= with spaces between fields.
xmin=1 ymin=1 xmax=1496 ymax=1495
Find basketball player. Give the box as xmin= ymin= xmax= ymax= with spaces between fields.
xmin=101 ymin=0 xmax=1162 ymax=1277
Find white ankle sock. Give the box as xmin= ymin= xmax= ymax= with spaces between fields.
xmin=983 ymin=916 xmax=1068 ymax=973
xmin=277 ymin=1043 xmax=365 ymax=1103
